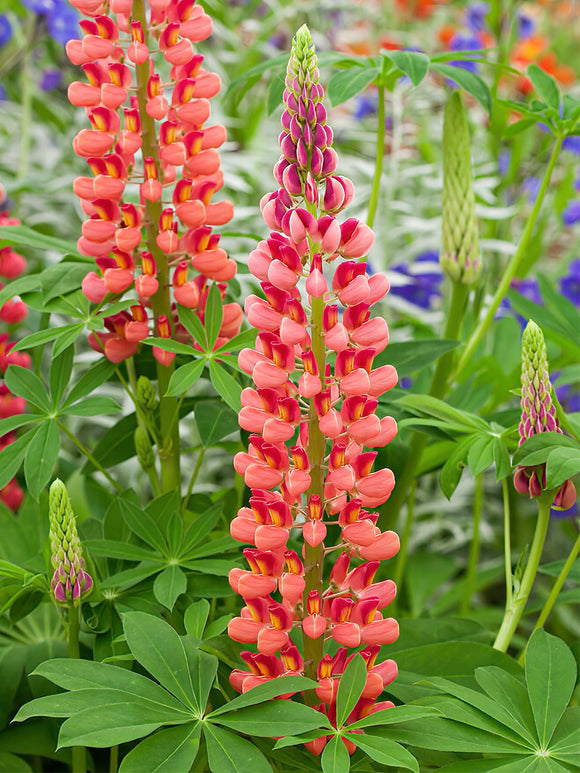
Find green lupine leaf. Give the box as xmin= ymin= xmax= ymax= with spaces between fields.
xmin=12 ymin=325 xmax=85 ymax=353
xmin=0 ymin=429 xmax=37 ymax=490
xmin=209 ymin=361 xmax=242 ymax=412
xmin=57 ymin=705 xmax=182 ymax=749
xmin=178 ymin=307 xmax=207 ymax=349
xmin=63 ymin=359 xmax=116 ymax=406
xmin=122 ymin=612 xmax=199 ymax=711
xmin=549 ymin=707 xmax=580 ymax=766
xmin=203 ymin=723 xmax=272 ymax=773
xmin=208 ymin=676 xmax=320 ymax=718
xmin=376 ymin=339 xmax=459 ymax=376
xmin=195 ymin=401 xmax=239 ymax=446
xmin=179 ymin=504 xmax=223 ymax=556
xmin=347 ymin=705 xmax=442 ymax=731
xmin=49 ymin=346 xmax=74 ymax=409
xmin=142 ymin=338 xmax=197 ymax=356
xmin=52 ymin=324 xmax=85 ymax=357
xmin=40 ymin=262 xmax=89 ymax=302
xmin=214 ymin=700 xmax=329 ymax=737
xmin=183 ymin=599 xmax=210 ymax=641
xmin=525 ymin=630 xmax=576 ymax=747
xmin=513 ymin=433 xmax=578 ymax=466
xmin=475 ymin=667 xmax=538 ymax=745
xmin=119 ymin=723 xmax=201 ymax=773
xmin=347 ymin=733 xmax=419 ymax=771
xmin=205 ymin=282 xmax=224 ymax=350
xmin=493 ymin=437 xmax=512 ymax=480
xmin=4 ymin=365 xmax=50 ymax=411
xmin=24 ymin=421 xmax=60 ymax=500
xmin=153 ymin=566 xmax=187 ymax=611
xmin=545 ymin=448 xmax=580 ymax=489
xmin=61 ymin=397 xmax=121 ymax=417
xmin=118 ymin=497 xmax=168 ymax=554
xmin=431 ymin=62 xmax=492 ymax=113
xmin=440 ymin=436 xmax=472 ymax=499
xmin=327 ymin=65 xmax=379 ymax=106
xmin=0 ymin=274 xmax=41 ymax=306
xmin=0 ymin=224 xmax=82 ymax=256
xmin=166 ymin=359 xmax=205 ymax=397
xmin=335 ymin=654 xmax=367 ymax=729
xmin=384 ymin=49 xmax=429 ymax=85
xmin=187 ymin=648 xmax=218 ymax=712
xmin=321 ymin=735 xmax=350 ymax=773
xmin=214 ymin=327 xmax=257 ymax=354
xmin=0 ymin=414 xmax=42 ymax=437
xmin=84 ymin=539 xmax=161 ymax=563
xmin=467 ymin=435 xmax=495 ymax=476
xmin=527 ymin=64 xmax=561 ymax=110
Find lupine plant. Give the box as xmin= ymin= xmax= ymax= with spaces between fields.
xmin=0 ymin=1 xmax=578 ymax=772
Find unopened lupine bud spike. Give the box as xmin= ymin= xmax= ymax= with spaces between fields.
xmin=440 ymin=91 xmax=480 ymax=284
xmin=136 ymin=375 xmax=158 ymax=412
xmin=49 ymin=479 xmax=92 ymax=607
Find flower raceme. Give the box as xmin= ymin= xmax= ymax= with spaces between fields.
xmin=228 ymin=26 xmax=400 ymax=755
xmin=67 ymin=0 xmax=242 ymax=364
xmin=513 ymin=320 xmax=576 ymax=510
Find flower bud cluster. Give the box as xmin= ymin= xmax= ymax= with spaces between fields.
xmin=49 ymin=479 xmax=93 ymax=606
xmin=67 ymin=0 xmax=242 ymax=363
xmin=513 ymin=320 xmax=576 ymax=510
xmin=0 ymin=187 xmax=30 ymax=511
xmin=228 ymin=26 xmax=400 ymax=755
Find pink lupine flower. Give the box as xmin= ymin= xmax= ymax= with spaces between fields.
xmin=67 ymin=0 xmax=241 ymax=364
xmin=229 ymin=26 xmax=400 ymax=755
xmin=513 ymin=320 xmax=577 ymax=510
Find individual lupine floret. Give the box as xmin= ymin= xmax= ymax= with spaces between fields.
xmin=229 ymin=25 xmax=400 ymax=757
xmin=49 ymin=479 xmax=93 ymax=606
xmin=513 ymin=320 xmax=576 ymax=509
xmin=440 ymin=91 xmax=481 ymax=284
xmin=67 ymin=0 xmax=241 ymax=364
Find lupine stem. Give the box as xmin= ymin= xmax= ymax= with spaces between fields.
xmin=502 ymin=478 xmax=513 ymax=609
xmin=367 ymin=85 xmax=386 ymax=229
xmin=518 ymin=532 xmax=580 ymax=664
xmin=109 ymin=745 xmax=119 ymax=773
xmin=182 ymin=448 xmax=206 ymax=514
xmin=133 ymin=0 xmax=181 ymax=495
xmin=391 ymin=480 xmax=416 ymax=612
xmin=124 ymin=359 xmax=161 ymax=496
xmin=67 ymin=606 xmax=86 ymax=773
xmin=460 ymin=473 xmax=483 ymax=616
xmin=454 ymin=136 xmax=563 ymax=379
xmin=303 ymin=293 xmax=326 ymax=688
xmin=493 ymin=494 xmax=552 ymax=652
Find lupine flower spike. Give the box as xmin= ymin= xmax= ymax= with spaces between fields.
xmin=513 ymin=320 xmax=576 ymax=509
xmin=49 ymin=479 xmax=93 ymax=606
xmin=67 ymin=0 xmax=242 ymax=363
xmin=440 ymin=91 xmax=480 ymax=284
xmin=229 ymin=25 xmax=400 ymax=756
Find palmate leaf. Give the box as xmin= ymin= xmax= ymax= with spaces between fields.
xmin=335 ymin=654 xmax=367 ymax=729
xmin=475 ymin=667 xmax=538 ymax=745
xmin=321 ymin=735 xmax=350 ymax=773
xmin=208 ymin=676 xmax=320 ymax=718
xmin=119 ymin=723 xmax=201 ymax=773
xmin=153 ymin=565 xmax=187 ymax=611
xmin=347 ymin=733 xmax=419 ymax=771
xmin=213 ymin=699 xmax=329 ymax=737
xmin=203 ymin=723 xmax=272 ymax=773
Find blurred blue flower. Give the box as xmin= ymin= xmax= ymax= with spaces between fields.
xmin=550 ymin=501 xmax=577 ymax=519
xmin=562 ymin=136 xmax=580 ymax=156
xmin=517 ymin=12 xmax=535 ymax=40
xmin=522 ymin=176 xmax=541 ymax=203
xmin=574 ymin=169 xmax=580 ymax=193
xmin=562 ymin=200 xmax=580 ymax=227
xmin=498 ymin=149 xmax=510 ymax=176
xmin=0 ymin=15 xmax=12 ymax=47
xmin=46 ymin=2 xmax=79 ymax=46
xmin=556 ymin=382 xmax=580 ymax=413
xmin=497 ymin=276 xmax=542 ymax=327
xmin=449 ymin=32 xmax=483 ymax=74
xmin=40 ymin=68 xmax=62 ymax=91
xmin=559 ymin=258 xmax=580 ymax=306
xmin=21 ymin=0 xmax=55 ymax=12
xmin=465 ymin=2 xmax=489 ymax=32
xmin=353 ymin=92 xmax=378 ymax=121
xmin=389 ymin=251 xmax=443 ymax=310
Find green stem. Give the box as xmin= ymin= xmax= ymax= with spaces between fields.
xmin=124 ymin=360 xmax=161 ymax=496
xmin=391 ymin=481 xmax=416 ymax=614
xmin=518 ymin=532 xmax=580 ymax=665
xmin=109 ymin=745 xmax=119 ymax=773
xmin=57 ymin=421 xmax=123 ymax=493
xmin=67 ymin=606 xmax=86 ymax=773
xmin=493 ymin=494 xmax=552 ymax=652
xmin=133 ymin=0 xmax=181 ymax=495
xmin=181 ymin=448 xmax=206 ymax=514
xmin=460 ymin=473 xmax=483 ymax=616
xmin=302 ymin=294 xmax=326 ymax=692
xmin=380 ymin=280 xmax=469 ymax=529
xmin=367 ymin=84 xmax=386 ymax=229
xmin=454 ymin=136 xmax=563 ymax=379
xmin=502 ymin=478 xmax=513 ymax=609
xmin=17 ymin=16 xmax=35 ymax=180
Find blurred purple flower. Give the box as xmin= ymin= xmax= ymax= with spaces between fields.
xmin=497 ymin=276 xmax=542 ymax=327
xmin=40 ymin=68 xmax=62 ymax=91
xmin=0 ymin=15 xmax=12 ymax=47
xmin=449 ymin=32 xmax=483 ymax=74
xmin=498 ymin=149 xmax=510 ymax=176
xmin=46 ymin=0 xmax=79 ymax=45
xmin=21 ymin=0 xmax=55 ymax=12
xmin=353 ymin=92 xmax=378 ymax=121
xmin=556 ymin=382 xmax=580 ymax=413
xmin=574 ymin=169 xmax=580 ymax=193
xmin=562 ymin=200 xmax=580 ymax=227
xmin=465 ymin=2 xmax=489 ymax=32
xmin=559 ymin=258 xmax=580 ymax=306
xmin=390 ymin=251 xmax=443 ymax=309
xmin=522 ymin=176 xmax=541 ymax=203
xmin=562 ymin=136 xmax=580 ymax=156
xmin=517 ymin=13 xmax=535 ymax=40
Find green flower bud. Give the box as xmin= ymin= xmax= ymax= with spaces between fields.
xmin=136 ymin=376 xmax=157 ymax=412
xmin=135 ymin=425 xmax=155 ymax=471
xmin=440 ymin=91 xmax=481 ymax=284
xmin=49 ymin=479 xmax=92 ymax=606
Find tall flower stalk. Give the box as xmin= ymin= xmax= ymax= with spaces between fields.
xmin=66 ymin=0 xmax=242 ymax=492
xmin=228 ymin=26 xmax=400 ymax=756
xmin=494 ymin=320 xmax=576 ymax=654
